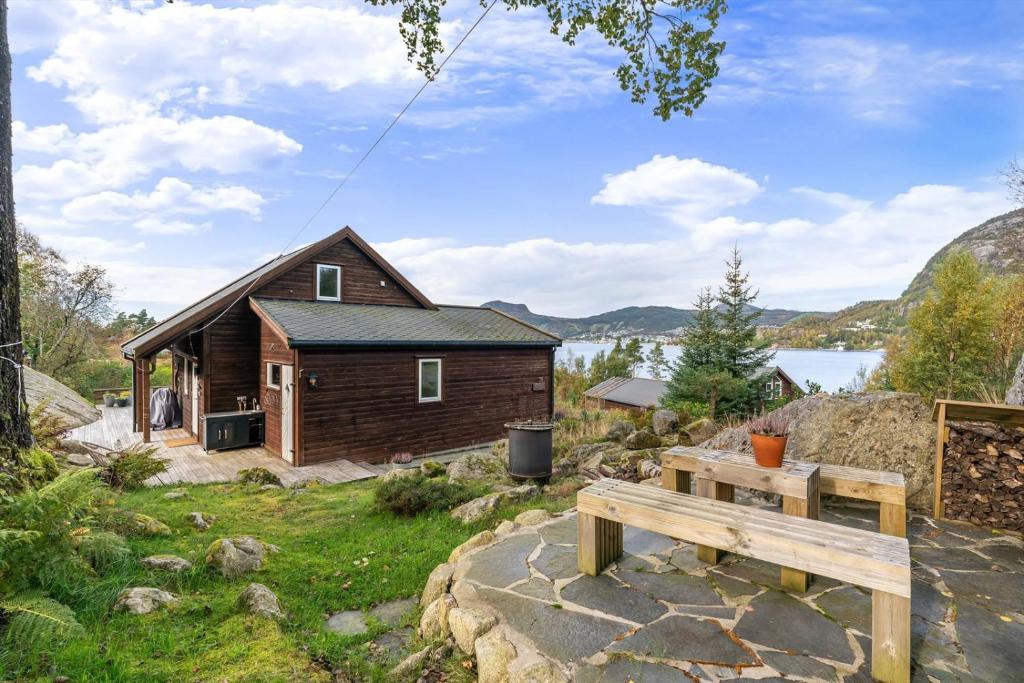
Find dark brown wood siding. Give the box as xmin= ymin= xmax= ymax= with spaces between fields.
xmin=205 ymin=301 xmax=260 ymax=413
xmin=255 ymin=237 xmax=421 ymax=307
xmin=298 ymin=347 xmax=552 ymax=464
xmin=259 ymin=319 xmax=292 ymax=456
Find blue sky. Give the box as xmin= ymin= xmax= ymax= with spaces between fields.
xmin=9 ymin=0 xmax=1024 ymax=318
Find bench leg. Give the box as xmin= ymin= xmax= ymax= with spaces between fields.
xmin=780 ymin=494 xmax=818 ymax=592
xmin=872 ymin=590 xmax=910 ymax=683
xmin=880 ymin=502 xmax=906 ymax=538
xmin=662 ymin=467 xmax=691 ymax=494
xmin=577 ymin=512 xmax=623 ymax=576
xmin=695 ymin=478 xmax=734 ymax=564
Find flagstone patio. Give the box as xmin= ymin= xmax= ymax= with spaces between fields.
xmin=446 ymin=499 xmax=1024 ymax=682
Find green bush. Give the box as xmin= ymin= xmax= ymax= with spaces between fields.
xmin=374 ymin=474 xmax=475 ymax=516
xmin=99 ymin=444 xmax=166 ymax=491
xmin=237 ymin=467 xmax=283 ymax=486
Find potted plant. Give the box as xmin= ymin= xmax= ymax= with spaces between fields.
xmin=103 ymin=392 xmax=116 ymax=407
xmin=115 ymin=391 xmax=130 ymax=408
xmin=747 ymin=412 xmax=791 ymax=468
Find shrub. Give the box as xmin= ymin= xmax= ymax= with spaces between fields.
xmin=16 ymin=447 xmax=59 ymax=488
xmin=746 ymin=412 xmax=791 ymax=437
xmin=28 ymin=400 xmax=71 ymax=452
xmin=98 ymin=443 xmax=166 ymax=490
xmin=374 ymin=474 xmax=474 ymax=516
xmin=236 ymin=467 xmax=283 ymax=487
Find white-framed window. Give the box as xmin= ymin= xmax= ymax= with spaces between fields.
xmin=267 ymin=362 xmax=282 ymax=389
xmin=316 ymin=263 xmax=342 ymax=302
xmin=418 ymin=358 xmax=442 ymax=403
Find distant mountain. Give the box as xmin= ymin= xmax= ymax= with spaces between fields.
xmin=764 ymin=208 xmax=1024 ymax=350
xmin=484 ymin=301 xmax=818 ymax=340
xmin=902 ymin=208 xmax=1024 ymax=303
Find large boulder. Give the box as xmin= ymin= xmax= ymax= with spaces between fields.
xmin=701 ymin=392 xmax=936 ymax=510
xmin=683 ymin=418 xmax=718 ymax=444
xmin=1007 ymin=355 xmax=1024 ymax=405
xmin=447 ymin=451 xmax=506 ymax=484
xmin=652 ymin=409 xmax=680 ymax=436
xmin=23 ymin=365 xmax=100 ymax=431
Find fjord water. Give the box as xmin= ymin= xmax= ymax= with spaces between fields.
xmin=557 ymin=342 xmax=885 ymax=393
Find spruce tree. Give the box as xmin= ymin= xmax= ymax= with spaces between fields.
xmin=622 ymin=338 xmax=644 ymax=377
xmin=646 ymin=341 xmax=668 ymax=379
xmin=716 ymin=246 xmax=775 ymax=379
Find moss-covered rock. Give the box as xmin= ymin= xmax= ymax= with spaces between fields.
xmin=236 ymin=467 xmax=282 ymax=487
xmin=109 ymin=510 xmax=172 ymax=537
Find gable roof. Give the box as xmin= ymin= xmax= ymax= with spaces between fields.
xmin=250 ymin=298 xmax=561 ymax=348
xmin=585 ymin=376 xmax=667 ymax=409
xmin=121 ymin=227 xmax=435 ymax=358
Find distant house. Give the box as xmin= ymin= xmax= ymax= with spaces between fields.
xmin=755 ymin=366 xmax=804 ymax=402
xmin=121 ymin=227 xmax=561 ymax=466
xmin=584 ymin=365 xmax=803 ymax=414
xmin=584 ymin=377 xmax=667 ymax=413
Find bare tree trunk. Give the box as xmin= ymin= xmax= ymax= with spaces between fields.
xmin=1007 ymin=354 xmax=1024 ymax=406
xmin=0 ymin=0 xmax=33 ymax=475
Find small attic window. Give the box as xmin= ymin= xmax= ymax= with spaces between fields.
xmin=316 ymin=264 xmax=341 ymax=301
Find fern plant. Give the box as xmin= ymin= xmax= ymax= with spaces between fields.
xmin=0 ymin=593 xmax=83 ymax=645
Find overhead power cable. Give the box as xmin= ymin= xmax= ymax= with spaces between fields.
xmin=188 ymin=0 xmax=499 ymax=338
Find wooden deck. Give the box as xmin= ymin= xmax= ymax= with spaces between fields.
xmin=68 ymin=406 xmax=382 ymax=487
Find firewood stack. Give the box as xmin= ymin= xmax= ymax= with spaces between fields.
xmin=942 ymin=420 xmax=1024 ymax=531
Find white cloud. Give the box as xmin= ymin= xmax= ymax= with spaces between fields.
xmin=592 ymin=156 xmax=763 ymax=220
xmin=26 ymin=1 xmax=422 ymax=125
xmin=132 ymin=218 xmax=211 ymax=235
xmin=15 ymin=116 xmax=301 ymax=199
xmin=373 ymin=181 xmax=1010 ymax=314
xmin=61 ymin=177 xmax=265 ymax=225
xmin=38 ymin=234 xmax=146 ymax=259
xmin=718 ymin=35 xmax=1024 ymax=124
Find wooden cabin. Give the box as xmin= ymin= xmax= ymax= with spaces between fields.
xmin=584 ymin=377 xmax=667 ymax=414
xmin=757 ymin=366 xmax=803 ymax=402
xmin=121 ymin=227 xmax=561 ymax=466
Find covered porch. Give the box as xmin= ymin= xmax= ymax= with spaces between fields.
xmin=69 ymin=405 xmax=382 ymax=487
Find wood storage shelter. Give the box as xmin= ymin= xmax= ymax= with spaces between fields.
xmin=932 ymin=399 xmax=1024 ymax=530
xmin=121 ymin=227 xmax=560 ymax=466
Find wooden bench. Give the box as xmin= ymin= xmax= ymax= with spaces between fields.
xmin=663 ymin=446 xmax=908 ymax=537
xmin=661 ymin=448 xmax=821 ymax=591
xmin=577 ymin=479 xmax=912 ymax=683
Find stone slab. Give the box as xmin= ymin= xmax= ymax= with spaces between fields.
xmin=538 ymin=517 xmax=578 ymax=545
xmin=560 ymin=574 xmax=667 ymax=624
xmin=462 ymin=532 xmax=539 ymax=588
xmin=325 ymin=610 xmax=368 ymax=636
xmin=369 ymin=597 xmax=417 ymax=626
xmin=476 ymin=586 xmax=629 ymax=663
xmin=613 ymin=569 xmax=724 ymax=606
xmin=532 ymin=544 xmax=580 ymax=581
xmin=733 ymin=590 xmax=855 ymax=664
xmin=757 ymin=651 xmax=839 ymax=682
xmin=956 ymin=600 xmax=1024 ymax=682
xmin=608 ymin=614 xmax=757 ymax=666
xmin=814 ymin=586 xmax=872 ymax=635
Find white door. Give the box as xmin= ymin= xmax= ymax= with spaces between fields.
xmin=281 ymin=365 xmax=294 ymax=463
xmin=190 ymin=363 xmax=199 ymax=436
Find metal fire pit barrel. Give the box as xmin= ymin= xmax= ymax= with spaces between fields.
xmin=505 ymin=422 xmax=553 ymax=482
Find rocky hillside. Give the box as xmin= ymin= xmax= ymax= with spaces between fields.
xmin=484 ymin=301 xmax=817 ymax=340
xmin=764 ymin=208 xmax=1024 ymax=349
xmin=902 ymin=208 xmax=1024 ymax=302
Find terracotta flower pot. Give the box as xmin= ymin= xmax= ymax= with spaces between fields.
xmin=750 ymin=433 xmax=787 ymax=467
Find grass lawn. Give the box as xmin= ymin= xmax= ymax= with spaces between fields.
xmin=17 ymin=478 xmax=576 ymax=682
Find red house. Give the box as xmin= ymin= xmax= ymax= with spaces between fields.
xmin=121 ymin=227 xmax=560 ymax=466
